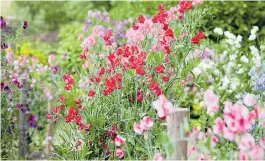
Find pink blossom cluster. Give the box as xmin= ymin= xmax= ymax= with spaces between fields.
xmin=191 ymin=89 xmax=265 ymax=160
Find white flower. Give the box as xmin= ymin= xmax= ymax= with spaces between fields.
xmin=237 ymin=35 xmax=243 ymax=42
xmin=260 ymin=45 xmax=265 ymax=50
xmin=240 ymin=55 xmax=249 ymax=63
xmin=213 ymin=27 xmax=223 ymax=35
xmin=249 ymin=34 xmax=256 ymax=41
xmin=251 ymin=26 xmax=259 ymax=35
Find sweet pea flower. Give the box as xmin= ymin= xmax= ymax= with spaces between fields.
xmin=114 ymin=135 xmax=126 ymax=147
xmin=140 ymin=116 xmax=153 ymax=129
xmin=203 ymin=89 xmax=219 ymax=116
xmin=133 ymin=123 xmax=144 ymax=134
xmin=115 ymin=148 xmax=125 ymax=158
xmin=243 ymin=94 xmax=256 ymax=107
xmin=239 ymin=151 xmax=248 ymax=160
xmin=238 ymin=133 xmax=255 ymax=152
xmin=249 ymin=145 xmax=264 ymax=160
xmin=153 ymin=152 xmax=165 ymax=161
xmin=213 ymin=117 xmax=225 ymax=134
xmin=260 ymin=137 xmax=265 ymax=149
xmin=152 ymin=95 xmax=175 ymax=120
xmin=133 ymin=116 xmax=153 ymax=135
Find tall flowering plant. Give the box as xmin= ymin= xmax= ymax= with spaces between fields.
xmin=48 ymin=1 xmax=210 ymax=160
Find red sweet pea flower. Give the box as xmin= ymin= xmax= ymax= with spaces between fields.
xmin=75 ymin=99 xmax=81 ymax=105
xmin=114 ymin=73 xmax=122 ymax=82
xmin=137 ymin=15 xmax=145 ymax=24
xmin=162 ymin=75 xmax=170 ymax=82
xmin=197 ymin=31 xmax=205 ymax=39
xmin=155 ymin=65 xmax=165 ymax=73
xmin=132 ymin=23 xmax=139 ymax=30
xmin=68 ymin=107 xmax=78 ymax=116
xmin=154 ymin=88 xmax=162 ymax=96
xmin=165 ymin=28 xmax=174 ymax=38
xmin=104 ymin=30 xmax=112 ymax=45
xmin=95 ymin=76 xmax=101 ymax=83
xmin=136 ymin=66 xmax=145 ymax=76
xmin=46 ymin=114 xmax=53 ymax=120
xmin=158 ymin=4 xmax=164 ymax=11
xmin=52 ymin=106 xmax=59 ymax=113
xmin=163 ymin=46 xmax=170 ymax=54
xmin=88 ymin=90 xmax=96 ymax=97
xmin=98 ymin=66 xmax=105 ymax=75
xmin=149 ymin=81 xmax=159 ymax=90
xmin=59 ymin=96 xmax=65 ymax=101
xmin=116 ymin=48 xmax=124 ymax=55
xmin=64 ymin=85 xmax=72 ymax=90
xmin=191 ymin=36 xmax=199 ymax=44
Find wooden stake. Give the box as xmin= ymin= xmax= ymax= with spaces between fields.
xmin=166 ymin=107 xmax=189 ymax=160
xmin=18 ymin=78 xmax=28 ymax=159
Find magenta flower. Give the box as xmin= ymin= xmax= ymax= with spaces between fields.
xmin=115 ymin=148 xmax=124 ymax=158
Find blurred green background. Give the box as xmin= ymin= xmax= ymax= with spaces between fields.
xmin=1 ymin=0 xmax=265 ymax=59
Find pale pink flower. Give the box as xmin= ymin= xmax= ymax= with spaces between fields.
xmin=82 ymin=61 xmax=90 ymax=69
xmin=243 ymin=94 xmax=256 ymax=107
xmin=48 ymin=54 xmax=54 ymax=65
xmin=249 ymin=145 xmax=265 ymax=160
xmin=81 ymin=36 xmax=95 ymax=48
xmin=115 ymin=148 xmax=125 ymax=158
xmin=239 ymin=151 xmax=248 ymax=160
xmin=199 ymin=153 xmax=206 ymax=160
xmin=260 ymin=137 xmax=265 ymax=149
xmin=152 ymin=95 xmax=175 ymax=120
xmin=179 ymin=32 xmax=187 ymax=39
xmin=133 ymin=123 xmax=144 ymax=135
xmin=78 ymin=34 xmax=83 ymax=40
xmin=140 ymin=116 xmax=153 ymax=130
xmin=203 ymin=89 xmax=219 ymax=115
xmin=192 ymin=0 xmax=204 ymax=5
xmin=6 ymin=51 xmax=13 ymax=64
xmin=114 ymin=135 xmax=126 ymax=147
xmin=99 ymin=54 xmax=105 ymax=59
xmin=223 ymin=127 xmax=235 ymax=141
xmin=213 ymin=117 xmax=225 ymax=134
xmin=238 ymin=133 xmax=255 ymax=152
xmin=153 ymin=152 xmax=165 ymax=161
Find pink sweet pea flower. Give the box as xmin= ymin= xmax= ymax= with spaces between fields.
xmin=243 ymin=94 xmax=256 ymax=107
xmin=249 ymin=145 xmax=265 ymax=160
xmin=152 ymin=95 xmax=175 ymax=120
xmin=239 ymin=151 xmax=248 ymax=160
xmin=140 ymin=116 xmax=153 ymax=130
xmin=114 ymin=135 xmax=126 ymax=147
xmin=153 ymin=152 xmax=165 ymax=161
xmin=133 ymin=123 xmax=145 ymax=135
xmin=115 ymin=148 xmax=125 ymax=158
xmin=82 ymin=61 xmax=90 ymax=69
xmin=238 ymin=133 xmax=255 ymax=152
xmin=213 ymin=117 xmax=225 ymax=134
xmin=260 ymin=137 xmax=265 ymax=149
xmin=223 ymin=127 xmax=236 ymax=141
xmin=192 ymin=0 xmax=204 ymax=5
xmin=203 ymin=89 xmax=219 ymax=116
xmin=223 ymin=103 xmax=251 ymax=134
